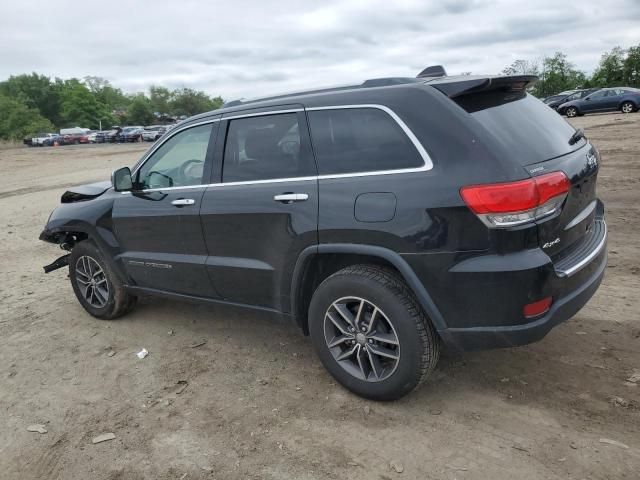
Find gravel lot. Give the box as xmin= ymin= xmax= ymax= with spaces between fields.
xmin=1 ymin=113 xmax=639 ymax=479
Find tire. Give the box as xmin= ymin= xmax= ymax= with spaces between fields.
xmin=69 ymin=241 xmax=136 ymax=319
xmin=621 ymin=101 xmax=635 ymax=114
xmin=308 ymin=265 xmax=440 ymax=401
xmin=565 ymin=106 xmax=578 ymax=118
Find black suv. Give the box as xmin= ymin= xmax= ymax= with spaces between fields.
xmin=40 ymin=67 xmax=607 ymax=400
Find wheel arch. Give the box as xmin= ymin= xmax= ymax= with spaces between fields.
xmin=289 ymin=244 xmax=447 ymax=335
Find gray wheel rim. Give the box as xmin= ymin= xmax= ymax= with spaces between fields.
xmin=323 ymin=296 xmax=400 ymax=382
xmin=75 ymin=256 xmax=109 ymax=308
xmin=622 ymin=103 xmax=632 ymax=113
xmin=567 ymin=107 xmax=576 ymax=117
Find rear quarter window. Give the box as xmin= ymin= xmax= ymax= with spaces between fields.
xmin=307 ymin=107 xmax=424 ymax=175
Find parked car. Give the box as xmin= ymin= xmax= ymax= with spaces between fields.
xmin=42 ymin=134 xmax=61 ymax=146
xmin=87 ymin=131 xmax=98 ymax=143
xmin=39 ymin=67 xmax=606 ymax=400
xmin=543 ymin=88 xmax=600 ymax=110
xmin=31 ymin=133 xmax=58 ymax=146
xmin=61 ymin=133 xmax=90 ymax=145
xmin=142 ymin=125 xmax=167 ymax=141
xmin=95 ymin=130 xmax=118 ymax=143
xmin=118 ymin=126 xmax=144 ymax=143
xmin=559 ymin=87 xmax=640 ymax=117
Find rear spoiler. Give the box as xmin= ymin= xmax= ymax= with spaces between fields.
xmin=425 ymin=75 xmax=538 ymax=99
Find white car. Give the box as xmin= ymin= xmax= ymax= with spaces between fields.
xmin=31 ymin=133 xmax=57 ymax=146
xmin=142 ymin=125 xmax=168 ymax=141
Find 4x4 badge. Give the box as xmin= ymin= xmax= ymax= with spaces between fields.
xmin=543 ymin=238 xmax=561 ymax=249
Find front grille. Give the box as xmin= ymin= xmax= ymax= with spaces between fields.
xmin=554 ymin=217 xmax=606 ymax=277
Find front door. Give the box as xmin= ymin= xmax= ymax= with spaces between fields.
xmin=582 ymin=90 xmax=609 ymax=112
xmin=112 ymin=120 xmax=219 ymax=297
xmin=200 ymin=109 xmax=318 ymax=311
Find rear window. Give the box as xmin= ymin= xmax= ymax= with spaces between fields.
xmin=457 ymin=92 xmax=582 ymax=166
xmin=307 ymin=107 xmax=423 ymax=175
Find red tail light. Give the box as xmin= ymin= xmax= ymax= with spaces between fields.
xmin=523 ymin=297 xmax=552 ymax=318
xmin=460 ymin=171 xmax=570 ymax=227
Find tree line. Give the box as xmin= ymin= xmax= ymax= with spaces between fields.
xmin=504 ymin=44 xmax=640 ymax=97
xmin=0 ymin=75 xmax=223 ymax=140
xmin=1 ymin=43 xmax=639 ymax=141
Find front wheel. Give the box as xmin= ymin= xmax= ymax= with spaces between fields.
xmin=69 ymin=241 xmax=136 ymax=319
xmin=621 ymin=101 xmax=635 ymax=114
xmin=308 ymin=265 xmax=440 ymax=401
xmin=565 ymin=106 xmax=578 ymax=118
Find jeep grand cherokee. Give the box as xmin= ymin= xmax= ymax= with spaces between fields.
xmin=40 ymin=66 xmax=607 ymax=400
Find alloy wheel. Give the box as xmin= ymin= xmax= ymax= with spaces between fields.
xmin=566 ymin=107 xmax=577 ymax=118
xmin=621 ymin=102 xmax=633 ymax=113
xmin=75 ymin=256 xmax=109 ymax=308
xmin=323 ymin=297 xmax=400 ymax=382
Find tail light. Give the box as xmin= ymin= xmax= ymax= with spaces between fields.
xmin=460 ymin=171 xmax=570 ymax=228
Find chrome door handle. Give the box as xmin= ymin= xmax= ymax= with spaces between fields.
xmin=171 ymin=198 xmax=195 ymax=206
xmin=273 ymin=193 xmax=309 ymax=203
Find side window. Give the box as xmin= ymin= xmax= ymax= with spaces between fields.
xmin=307 ymin=108 xmax=423 ymax=175
xmin=136 ymin=123 xmax=213 ymax=189
xmin=589 ymin=90 xmax=606 ymax=99
xmin=222 ymin=113 xmax=315 ymax=182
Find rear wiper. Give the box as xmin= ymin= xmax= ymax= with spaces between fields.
xmin=568 ymin=128 xmax=585 ymax=146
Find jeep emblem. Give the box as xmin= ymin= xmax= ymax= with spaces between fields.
xmin=586 ymin=152 xmax=598 ymax=169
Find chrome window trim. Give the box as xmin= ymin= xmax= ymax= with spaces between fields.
xmin=126 ymin=104 xmax=433 ymax=194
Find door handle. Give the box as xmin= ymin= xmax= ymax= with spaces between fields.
xmin=273 ymin=193 xmax=309 ymax=203
xmin=171 ymin=198 xmax=195 ymax=206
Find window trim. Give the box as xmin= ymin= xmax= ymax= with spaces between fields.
xmin=126 ymin=104 xmax=433 ymax=193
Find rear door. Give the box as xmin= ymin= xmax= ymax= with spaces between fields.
xmin=199 ymin=108 xmax=318 ymax=311
xmin=112 ymin=119 xmax=219 ymax=297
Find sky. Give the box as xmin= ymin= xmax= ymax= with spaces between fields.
xmin=1 ymin=0 xmax=639 ymax=101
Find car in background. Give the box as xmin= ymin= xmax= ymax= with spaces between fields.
xmin=31 ymin=133 xmax=58 ymax=146
xmin=96 ymin=130 xmax=118 ymax=143
xmin=544 ymin=88 xmax=600 ymax=111
xmin=42 ymin=134 xmax=61 ymax=146
xmin=87 ymin=131 xmax=99 ymax=143
xmin=119 ymin=126 xmax=144 ymax=143
xmin=61 ymin=132 xmax=90 ymax=145
xmin=142 ymin=125 xmax=168 ymax=141
xmin=559 ymin=87 xmax=640 ymax=117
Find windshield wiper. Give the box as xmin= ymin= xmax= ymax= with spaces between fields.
xmin=568 ymin=128 xmax=585 ymax=146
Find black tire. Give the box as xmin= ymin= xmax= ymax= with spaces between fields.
xmin=621 ymin=101 xmax=635 ymax=114
xmin=565 ymin=106 xmax=578 ymax=118
xmin=308 ymin=265 xmax=440 ymax=401
xmin=69 ymin=241 xmax=136 ymax=319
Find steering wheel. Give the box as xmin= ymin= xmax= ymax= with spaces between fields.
xmin=179 ymin=159 xmax=204 ymax=184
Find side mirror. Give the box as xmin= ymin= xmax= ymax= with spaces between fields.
xmin=112 ymin=167 xmax=133 ymax=192
xmin=585 ymin=97 xmax=591 ymax=101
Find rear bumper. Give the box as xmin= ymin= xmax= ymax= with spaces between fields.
xmin=438 ymin=247 xmax=606 ymax=350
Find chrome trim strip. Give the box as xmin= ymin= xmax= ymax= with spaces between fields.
xmin=564 ymin=200 xmax=597 ymax=230
xmin=223 ymin=108 xmax=303 ymax=121
xmin=558 ymin=220 xmax=607 ymax=277
xmin=306 ymin=104 xmax=434 ymax=170
xmin=127 ymin=104 xmax=433 ymax=194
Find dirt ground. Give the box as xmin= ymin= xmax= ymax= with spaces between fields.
xmin=1 ymin=113 xmax=639 ymax=480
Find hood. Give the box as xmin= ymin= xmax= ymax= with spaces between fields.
xmin=61 ymin=181 xmax=112 ymax=203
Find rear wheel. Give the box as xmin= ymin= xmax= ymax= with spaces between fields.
xmin=565 ymin=106 xmax=578 ymax=118
xmin=621 ymin=101 xmax=635 ymax=114
xmin=308 ymin=265 xmax=440 ymax=401
xmin=69 ymin=241 xmax=136 ymax=319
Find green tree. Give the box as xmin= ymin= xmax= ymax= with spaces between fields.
xmin=0 ymin=94 xmax=55 ymax=140
xmin=84 ymin=76 xmax=130 ymax=112
xmin=623 ymin=45 xmax=640 ymax=87
xmin=149 ymin=85 xmax=173 ymax=119
xmin=502 ymin=59 xmax=539 ymax=76
xmin=126 ymin=94 xmax=154 ymax=125
xmin=534 ymin=52 xmax=586 ymax=97
xmin=591 ymin=47 xmax=625 ymax=87
xmin=59 ymin=79 xmax=113 ymax=129
xmin=170 ymin=88 xmax=223 ymax=117
xmin=0 ymin=73 xmax=62 ymax=126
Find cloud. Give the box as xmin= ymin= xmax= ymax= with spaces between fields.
xmin=0 ymin=0 xmax=638 ymax=100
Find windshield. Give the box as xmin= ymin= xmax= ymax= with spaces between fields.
xmin=460 ymin=92 xmax=584 ymax=166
